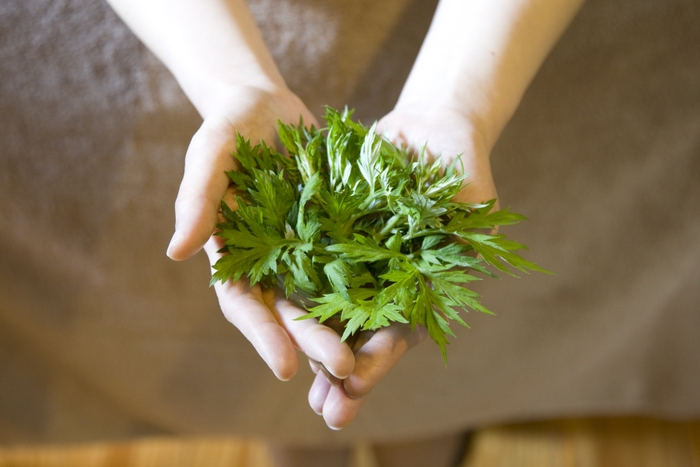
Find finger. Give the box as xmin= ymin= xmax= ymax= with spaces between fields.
xmin=308 ymin=358 xmax=321 ymax=374
xmin=315 ymin=325 xmax=426 ymax=430
xmin=308 ymin=357 xmax=344 ymax=387
xmin=268 ymin=294 xmax=355 ymax=380
xmin=321 ymin=384 xmax=368 ymax=430
xmin=307 ymin=357 xmax=345 ymax=387
xmin=167 ymin=117 xmax=238 ymax=261
xmin=343 ymin=323 xmax=428 ymax=399
xmin=308 ymin=371 xmax=331 ymax=416
xmin=204 ymin=238 xmax=299 ymax=381
xmin=306 ymin=320 xmax=366 ymax=387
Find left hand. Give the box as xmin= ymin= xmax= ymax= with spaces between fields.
xmin=307 ymin=104 xmax=499 ymax=429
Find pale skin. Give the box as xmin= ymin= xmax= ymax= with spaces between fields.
xmin=105 ymin=0 xmax=583 ymax=461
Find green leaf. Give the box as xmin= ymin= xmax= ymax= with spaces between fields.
xmin=386 ymin=232 xmax=403 ymax=253
xmin=247 ymin=169 xmax=296 ymax=231
xmin=421 ymin=235 xmax=444 ymax=250
xmin=341 ymin=306 xmax=371 ymax=342
xmin=303 ymin=292 xmax=356 ymax=323
xmin=357 ymin=123 xmax=381 ymax=193
xmin=288 ymin=249 xmax=320 ymax=293
xmin=363 ymin=302 xmax=408 ymax=331
xmin=299 ymin=172 xmax=322 ymax=206
xmin=326 ymin=234 xmax=402 ymax=262
xmin=323 ymin=259 xmax=351 ymax=300
xmin=460 ymin=232 xmax=552 ymax=276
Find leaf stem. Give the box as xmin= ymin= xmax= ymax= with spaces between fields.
xmin=379 ymin=214 xmax=404 ymax=238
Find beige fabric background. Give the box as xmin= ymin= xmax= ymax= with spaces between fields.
xmin=1 ymin=0 xmax=699 ymax=447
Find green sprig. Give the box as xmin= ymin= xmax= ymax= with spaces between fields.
xmin=211 ymin=107 xmax=550 ymax=361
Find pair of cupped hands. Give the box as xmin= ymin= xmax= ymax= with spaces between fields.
xmin=166 ymin=85 xmax=498 ymax=430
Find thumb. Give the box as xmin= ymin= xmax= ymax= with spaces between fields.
xmin=167 ymin=117 xmax=238 ymax=261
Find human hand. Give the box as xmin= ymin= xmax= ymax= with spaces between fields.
xmin=167 ymin=85 xmax=319 ymax=261
xmin=204 ymin=233 xmax=356 ymax=382
xmin=307 ymin=323 xmax=428 ymax=430
xmin=306 ymin=104 xmax=498 ymax=429
xmin=169 ymin=86 xmax=356 ymax=382
xmin=378 ymin=104 xmax=498 ymax=207
xmin=310 ymin=0 xmax=583 ymax=426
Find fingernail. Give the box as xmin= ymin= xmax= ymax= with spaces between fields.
xmin=273 ymin=366 xmax=293 ymax=382
xmin=166 ymin=231 xmax=182 ymax=259
xmin=322 ymin=369 xmax=343 ymax=387
xmin=310 ymin=360 xmax=343 ymax=386
xmin=308 ymin=359 xmax=321 ymax=374
xmin=327 ymin=424 xmax=342 ymax=431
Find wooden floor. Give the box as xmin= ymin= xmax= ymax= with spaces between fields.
xmin=0 ymin=418 xmax=698 ymax=467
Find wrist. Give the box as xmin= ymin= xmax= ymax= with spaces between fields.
xmin=178 ymin=70 xmax=289 ymax=119
xmin=390 ymin=99 xmax=498 ymax=155
xmin=183 ymin=82 xmax=315 ymax=147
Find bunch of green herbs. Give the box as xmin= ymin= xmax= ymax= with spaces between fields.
xmin=212 ymin=107 xmax=548 ymax=360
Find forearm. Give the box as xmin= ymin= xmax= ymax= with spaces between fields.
xmin=105 ymin=0 xmax=285 ymax=117
xmin=398 ymin=0 xmax=584 ymax=150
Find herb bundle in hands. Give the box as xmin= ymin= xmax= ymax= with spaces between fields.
xmin=211 ymin=107 xmax=548 ymax=360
